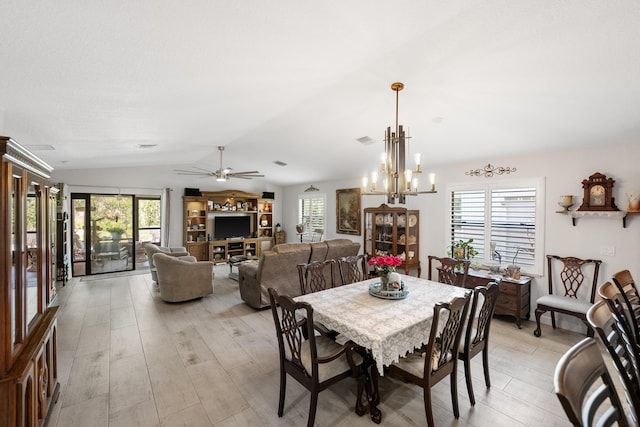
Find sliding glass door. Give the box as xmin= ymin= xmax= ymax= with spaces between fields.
xmin=72 ymin=193 xmax=134 ymax=276
xmin=71 ymin=193 xmax=162 ymax=276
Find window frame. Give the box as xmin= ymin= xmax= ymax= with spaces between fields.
xmin=446 ymin=177 xmax=545 ymax=276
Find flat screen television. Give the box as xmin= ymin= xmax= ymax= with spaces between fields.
xmin=213 ymin=215 xmax=252 ymax=240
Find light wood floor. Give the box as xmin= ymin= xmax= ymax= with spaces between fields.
xmin=47 ymin=266 xmax=592 ymax=426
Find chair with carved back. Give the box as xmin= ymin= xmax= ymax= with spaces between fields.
xmin=427 ymin=255 xmax=470 ymax=287
xmin=297 ymin=259 xmax=336 ymax=295
xmin=268 ymin=288 xmax=369 ymax=427
xmin=311 ymin=228 xmax=324 ymax=242
xmin=387 ymin=293 xmax=472 ymax=427
xmin=458 ymin=282 xmax=500 ymax=406
xmin=554 ymin=337 xmax=631 ymax=427
xmin=587 ymin=299 xmax=640 ymax=424
xmin=533 ymin=255 xmax=602 ymax=337
xmin=338 ymin=254 xmax=369 ymax=286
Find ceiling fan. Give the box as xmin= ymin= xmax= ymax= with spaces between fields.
xmin=175 ymin=146 xmax=264 ymax=181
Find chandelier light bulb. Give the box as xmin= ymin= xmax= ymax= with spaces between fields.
xmin=429 ymin=172 xmax=436 ymax=191
xmin=405 ymin=170 xmax=413 ymax=190
xmin=414 ymin=153 xmax=422 ymax=172
xmin=412 ymin=177 xmax=419 ymax=192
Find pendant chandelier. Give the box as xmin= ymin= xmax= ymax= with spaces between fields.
xmin=362 ymin=82 xmax=436 ymax=204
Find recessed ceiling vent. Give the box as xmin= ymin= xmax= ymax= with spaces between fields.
xmin=138 ymin=144 xmax=158 ymax=149
xmin=357 ymin=136 xmax=377 ymax=145
xmin=273 ymin=160 xmax=287 ymax=167
xmin=25 ymin=145 xmax=55 ymax=151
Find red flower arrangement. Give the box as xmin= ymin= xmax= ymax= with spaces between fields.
xmin=368 ymin=255 xmax=403 ymax=275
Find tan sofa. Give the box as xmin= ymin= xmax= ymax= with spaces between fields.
xmin=153 ymin=252 xmax=214 ymax=302
xmin=145 ymin=243 xmax=190 ymax=283
xmin=238 ymin=239 xmax=360 ymax=309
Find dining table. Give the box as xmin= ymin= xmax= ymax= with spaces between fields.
xmin=294 ymin=274 xmax=469 ymax=422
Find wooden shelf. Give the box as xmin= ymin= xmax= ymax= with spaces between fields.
xmin=559 ymin=210 xmax=633 ymax=227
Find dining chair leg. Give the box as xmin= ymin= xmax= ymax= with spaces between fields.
xmin=423 ymin=387 xmax=435 ymax=427
xmin=482 ymin=349 xmax=491 ymax=388
xmin=551 ymin=311 xmax=556 ymax=329
xmin=278 ymin=368 xmax=286 ymax=416
xmin=308 ymin=391 xmax=319 ymax=427
xmin=354 ymin=373 xmax=367 ymax=416
xmin=451 ymin=371 xmax=460 ymax=419
xmin=534 ymin=308 xmax=545 ymax=337
xmin=463 ymin=357 xmax=476 ymax=406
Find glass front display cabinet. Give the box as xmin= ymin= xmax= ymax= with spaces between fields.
xmin=364 ymin=204 xmax=421 ymax=276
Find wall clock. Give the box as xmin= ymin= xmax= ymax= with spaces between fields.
xmin=577 ymin=172 xmax=619 ymax=211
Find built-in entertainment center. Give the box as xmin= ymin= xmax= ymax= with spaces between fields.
xmin=183 ymin=189 xmax=275 ymax=262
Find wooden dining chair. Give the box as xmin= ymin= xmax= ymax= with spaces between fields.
xmin=311 ymin=228 xmax=324 ymax=242
xmin=612 ymin=269 xmax=640 ymax=343
xmin=554 ymin=337 xmax=630 ymax=427
xmin=533 ymin=255 xmax=601 ymax=337
xmin=427 ymin=255 xmax=470 ymax=287
xmin=458 ymin=282 xmax=500 ymax=405
xmin=297 ymin=259 xmax=336 ymax=295
xmin=387 ymin=293 xmax=471 ymax=427
xmin=597 ymin=281 xmax=640 ymax=363
xmin=338 ymin=254 xmax=369 ymax=285
xmin=587 ymin=300 xmax=640 ymax=424
xmin=612 ymin=269 xmax=639 ymax=305
xmin=268 ymin=288 xmax=369 ymax=427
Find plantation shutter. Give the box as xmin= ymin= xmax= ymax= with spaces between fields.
xmin=298 ymin=194 xmax=326 ymax=236
xmin=450 ymin=187 xmax=537 ymax=266
xmin=490 ymin=187 xmax=536 ymax=266
xmin=450 ymin=190 xmax=486 ymax=260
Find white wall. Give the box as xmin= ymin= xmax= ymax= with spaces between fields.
xmin=282 ymin=140 xmax=640 ymax=333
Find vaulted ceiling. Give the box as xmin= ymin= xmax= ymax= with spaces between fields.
xmin=1 ymin=1 xmax=639 ymax=186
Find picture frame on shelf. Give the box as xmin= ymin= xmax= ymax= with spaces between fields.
xmin=336 ymin=188 xmax=361 ymax=235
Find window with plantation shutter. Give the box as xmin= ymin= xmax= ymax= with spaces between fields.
xmin=448 ymin=178 xmax=545 ymax=276
xmin=298 ymin=193 xmax=326 ymax=239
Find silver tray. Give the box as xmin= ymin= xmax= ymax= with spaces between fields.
xmin=369 ymin=282 xmax=409 ymax=300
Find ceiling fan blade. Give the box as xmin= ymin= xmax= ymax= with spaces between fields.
xmin=174 ymin=169 xmax=212 ymax=176
xmin=229 ymin=173 xmax=265 ymax=179
xmin=230 ymin=170 xmax=261 ymax=175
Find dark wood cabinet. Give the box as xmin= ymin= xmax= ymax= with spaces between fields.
xmin=364 ymin=204 xmax=421 ymax=276
xmin=56 ymin=211 xmax=69 ymax=284
xmin=461 ymin=270 xmax=531 ymax=328
xmin=1 ymin=137 xmax=60 ymax=427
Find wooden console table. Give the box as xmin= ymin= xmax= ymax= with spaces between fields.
xmin=458 ymin=269 xmax=531 ymax=328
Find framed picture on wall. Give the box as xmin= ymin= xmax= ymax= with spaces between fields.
xmin=336 ymin=188 xmax=361 ymax=235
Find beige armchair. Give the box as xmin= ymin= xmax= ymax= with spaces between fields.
xmin=145 ymin=243 xmax=190 ymax=283
xmin=152 ymin=252 xmax=214 ymax=302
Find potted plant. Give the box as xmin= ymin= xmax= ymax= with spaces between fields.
xmin=105 ymin=222 xmax=127 ymax=239
xmin=448 ymin=239 xmax=478 ymax=260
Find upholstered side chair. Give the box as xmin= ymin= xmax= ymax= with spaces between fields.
xmin=533 ymin=255 xmax=601 ymax=337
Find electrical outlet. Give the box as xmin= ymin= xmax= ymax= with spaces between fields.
xmin=600 ymin=245 xmax=615 ymax=257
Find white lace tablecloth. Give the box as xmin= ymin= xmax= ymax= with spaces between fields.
xmin=294 ymin=275 xmax=469 ymax=373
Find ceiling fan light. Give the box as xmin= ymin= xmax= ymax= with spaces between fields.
xmin=216 ymin=176 xmax=227 ymax=182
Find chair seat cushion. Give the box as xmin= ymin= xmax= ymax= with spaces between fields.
xmin=536 ymin=295 xmax=593 ymax=314
xmin=299 ymin=335 xmax=363 ymax=382
xmin=391 ymin=349 xmax=449 ymax=378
